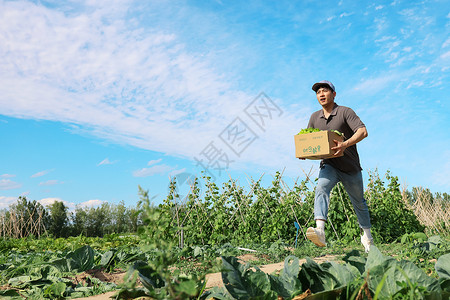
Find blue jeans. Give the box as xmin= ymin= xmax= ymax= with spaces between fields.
xmin=314 ymin=164 xmax=371 ymax=229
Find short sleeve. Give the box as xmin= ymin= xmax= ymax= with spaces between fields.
xmin=307 ymin=115 xmax=314 ymax=128
xmin=344 ymin=108 xmax=365 ymax=133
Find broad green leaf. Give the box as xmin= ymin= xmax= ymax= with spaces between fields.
xmin=44 ymin=281 xmax=66 ymax=297
xmin=39 ymin=264 xmax=62 ymax=278
xmin=8 ymin=275 xmax=32 ymax=287
xmin=174 ymin=279 xmax=198 ymax=296
xmin=268 ymin=255 xmax=302 ymax=298
xmin=428 ymin=235 xmax=442 ymax=245
xmin=436 ymin=253 xmax=450 ymax=280
xmin=321 ymin=261 xmax=360 ymax=287
xmin=304 ymin=286 xmax=346 ymax=299
xmin=298 ymin=258 xmax=340 ymax=293
xmin=194 ymin=246 xmax=203 ymax=257
xmin=342 ymin=249 xmax=366 ymax=275
xmin=112 ymin=288 xmax=149 ymax=300
xmin=74 ymin=286 xmax=94 ymax=293
xmin=439 ymin=278 xmax=450 ymax=292
xmin=437 ymin=278 xmax=450 ymax=300
xmin=130 ymin=260 xmax=165 ymax=290
xmin=51 ymin=257 xmax=79 ymax=272
xmin=413 ymin=232 xmax=428 ymax=242
xmin=221 ymin=256 xmax=272 ymax=299
xmin=367 ymin=250 xmax=441 ymax=299
xmin=202 ymin=286 xmax=231 ymax=300
xmin=0 ymin=289 xmax=22 ymax=299
xmin=365 ymin=246 xmax=394 ymax=273
xmin=396 ymin=260 xmax=441 ymax=293
xmin=100 ymin=250 xmax=115 ymax=266
xmin=66 ymin=245 xmax=95 ymax=271
xmin=283 ymin=255 xmax=300 ymax=278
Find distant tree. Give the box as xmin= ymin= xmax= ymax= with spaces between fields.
xmin=444 ymin=192 xmax=450 ymax=202
xmin=48 ymin=201 xmax=69 ymax=238
xmin=72 ymin=206 xmax=88 ymax=236
xmin=68 ymin=201 xmax=143 ymax=237
xmin=128 ymin=205 xmax=143 ymax=233
xmin=112 ymin=201 xmax=128 ymax=233
xmin=83 ymin=203 xmax=112 ymax=237
xmin=9 ymin=197 xmax=50 ymax=238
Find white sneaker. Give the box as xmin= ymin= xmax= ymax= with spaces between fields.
xmin=306 ymin=227 xmax=326 ymax=247
xmin=361 ymin=235 xmax=374 ymax=253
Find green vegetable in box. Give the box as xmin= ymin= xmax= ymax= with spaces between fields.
xmin=297 ymin=128 xmax=344 ymax=138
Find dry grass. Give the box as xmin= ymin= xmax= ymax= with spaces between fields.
xmin=402 ymin=186 xmax=450 ymax=235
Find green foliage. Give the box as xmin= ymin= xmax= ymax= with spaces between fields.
xmin=0 ymin=173 xmax=448 ymax=299
xmin=0 ymin=243 xmax=118 ymax=299
xmin=149 ymin=170 xmax=432 ymax=251
xmin=3 ymin=196 xmax=50 ymax=238
xmin=267 ymin=240 xmax=291 ymax=262
xmin=154 ymin=171 xmax=317 ymax=248
xmin=297 ymin=127 xmax=321 ymax=134
xmin=115 ymin=185 xmax=208 ymax=299
xmin=1 ymin=197 xmax=143 ymax=239
xmin=366 ymin=170 xmax=425 ymax=243
xmin=0 ymin=169 xmax=437 ymax=249
xmin=208 ymin=247 xmax=449 ymax=299
xmin=395 ymin=234 xmax=450 ymax=278
xmin=296 ymin=128 xmax=344 ymax=136
xmin=47 ymin=201 xmax=69 ymax=238
xmin=327 ymin=182 xmax=360 ymax=243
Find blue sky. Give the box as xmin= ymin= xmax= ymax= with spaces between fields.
xmin=1 ymin=0 xmax=449 ymax=210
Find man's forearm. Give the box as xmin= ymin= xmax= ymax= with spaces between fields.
xmin=343 ymin=127 xmax=368 ymax=147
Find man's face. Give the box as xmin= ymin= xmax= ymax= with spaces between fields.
xmin=315 ymin=86 xmax=336 ymax=107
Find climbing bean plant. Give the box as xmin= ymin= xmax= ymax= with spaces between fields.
xmin=153 ymin=170 xmax=425 ymax=248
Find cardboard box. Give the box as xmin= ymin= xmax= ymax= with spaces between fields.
xmin=294 ymin=130 xmax=344 ymax=160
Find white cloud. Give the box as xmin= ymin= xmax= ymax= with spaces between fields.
xmin=37 ymin=197 xmax=78 ymax=210
xmin=440 ymin=51 xmax=450 ymax=60
xmin=0 ymin=196 xmax=18 ymax=209
xmin=39 ymin=180 xmax=61 ymax=186
xmin=132 ymin=158 xmax=179 ymax=177
xmin=352 ymin=73 xmax=401 ymax=94
xmin=148 ymin=159 xmax=163 ymax=166
xmin=375 ymin=35 xmax=396 ymax=43
xmin=443 ymin=38 xmax=450 ymax=48
xmin=78 ymin=199 xmax=105 ymax=208
xmin=339 ymin=12 xmax=353 ymax=18
xmin=0 ymin=179 xmax=22 ymax=190
xmin=0 ymin=174 xmax=15 ymax=178
xmin=133 ymin=164 xmax=175 ymax=177
xmin=97 ymin=158 xmax=115 ymax=166
xmin=31 ymin=170 xmax=53 ymax=178
xmin=169 ymin=168 xmax=187 ymax=178
xmin=406 ymin=81 xmax=424 ymax=88
xmin=39 ymin=197 xmax=68 ymax=206
xmin=0 ymin=1 xmax=252 ymax=162
xmin=431 ymin=153 xmax=450 ymax=189
xmin=375 ymin=5 xmax=384 ymax=10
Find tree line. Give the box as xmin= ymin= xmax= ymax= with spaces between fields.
xmin=0 ymin=197 xmax=143 ymax=238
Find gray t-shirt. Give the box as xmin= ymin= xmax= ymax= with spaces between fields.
xmin=307 ymin=103 xmax=365 ymax=173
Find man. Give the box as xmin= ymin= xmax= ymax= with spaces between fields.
xmin=304 ymin=80 xmax=374 ymax=253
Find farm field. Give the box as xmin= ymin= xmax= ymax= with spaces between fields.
xmin=1 ymin=171 xmax=450 ymax=299
xmin=0 ymin=234 xmax=449 ymax=299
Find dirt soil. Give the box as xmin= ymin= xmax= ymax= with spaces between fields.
xmin=76 ymin=254 xmax=339 ymax=300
